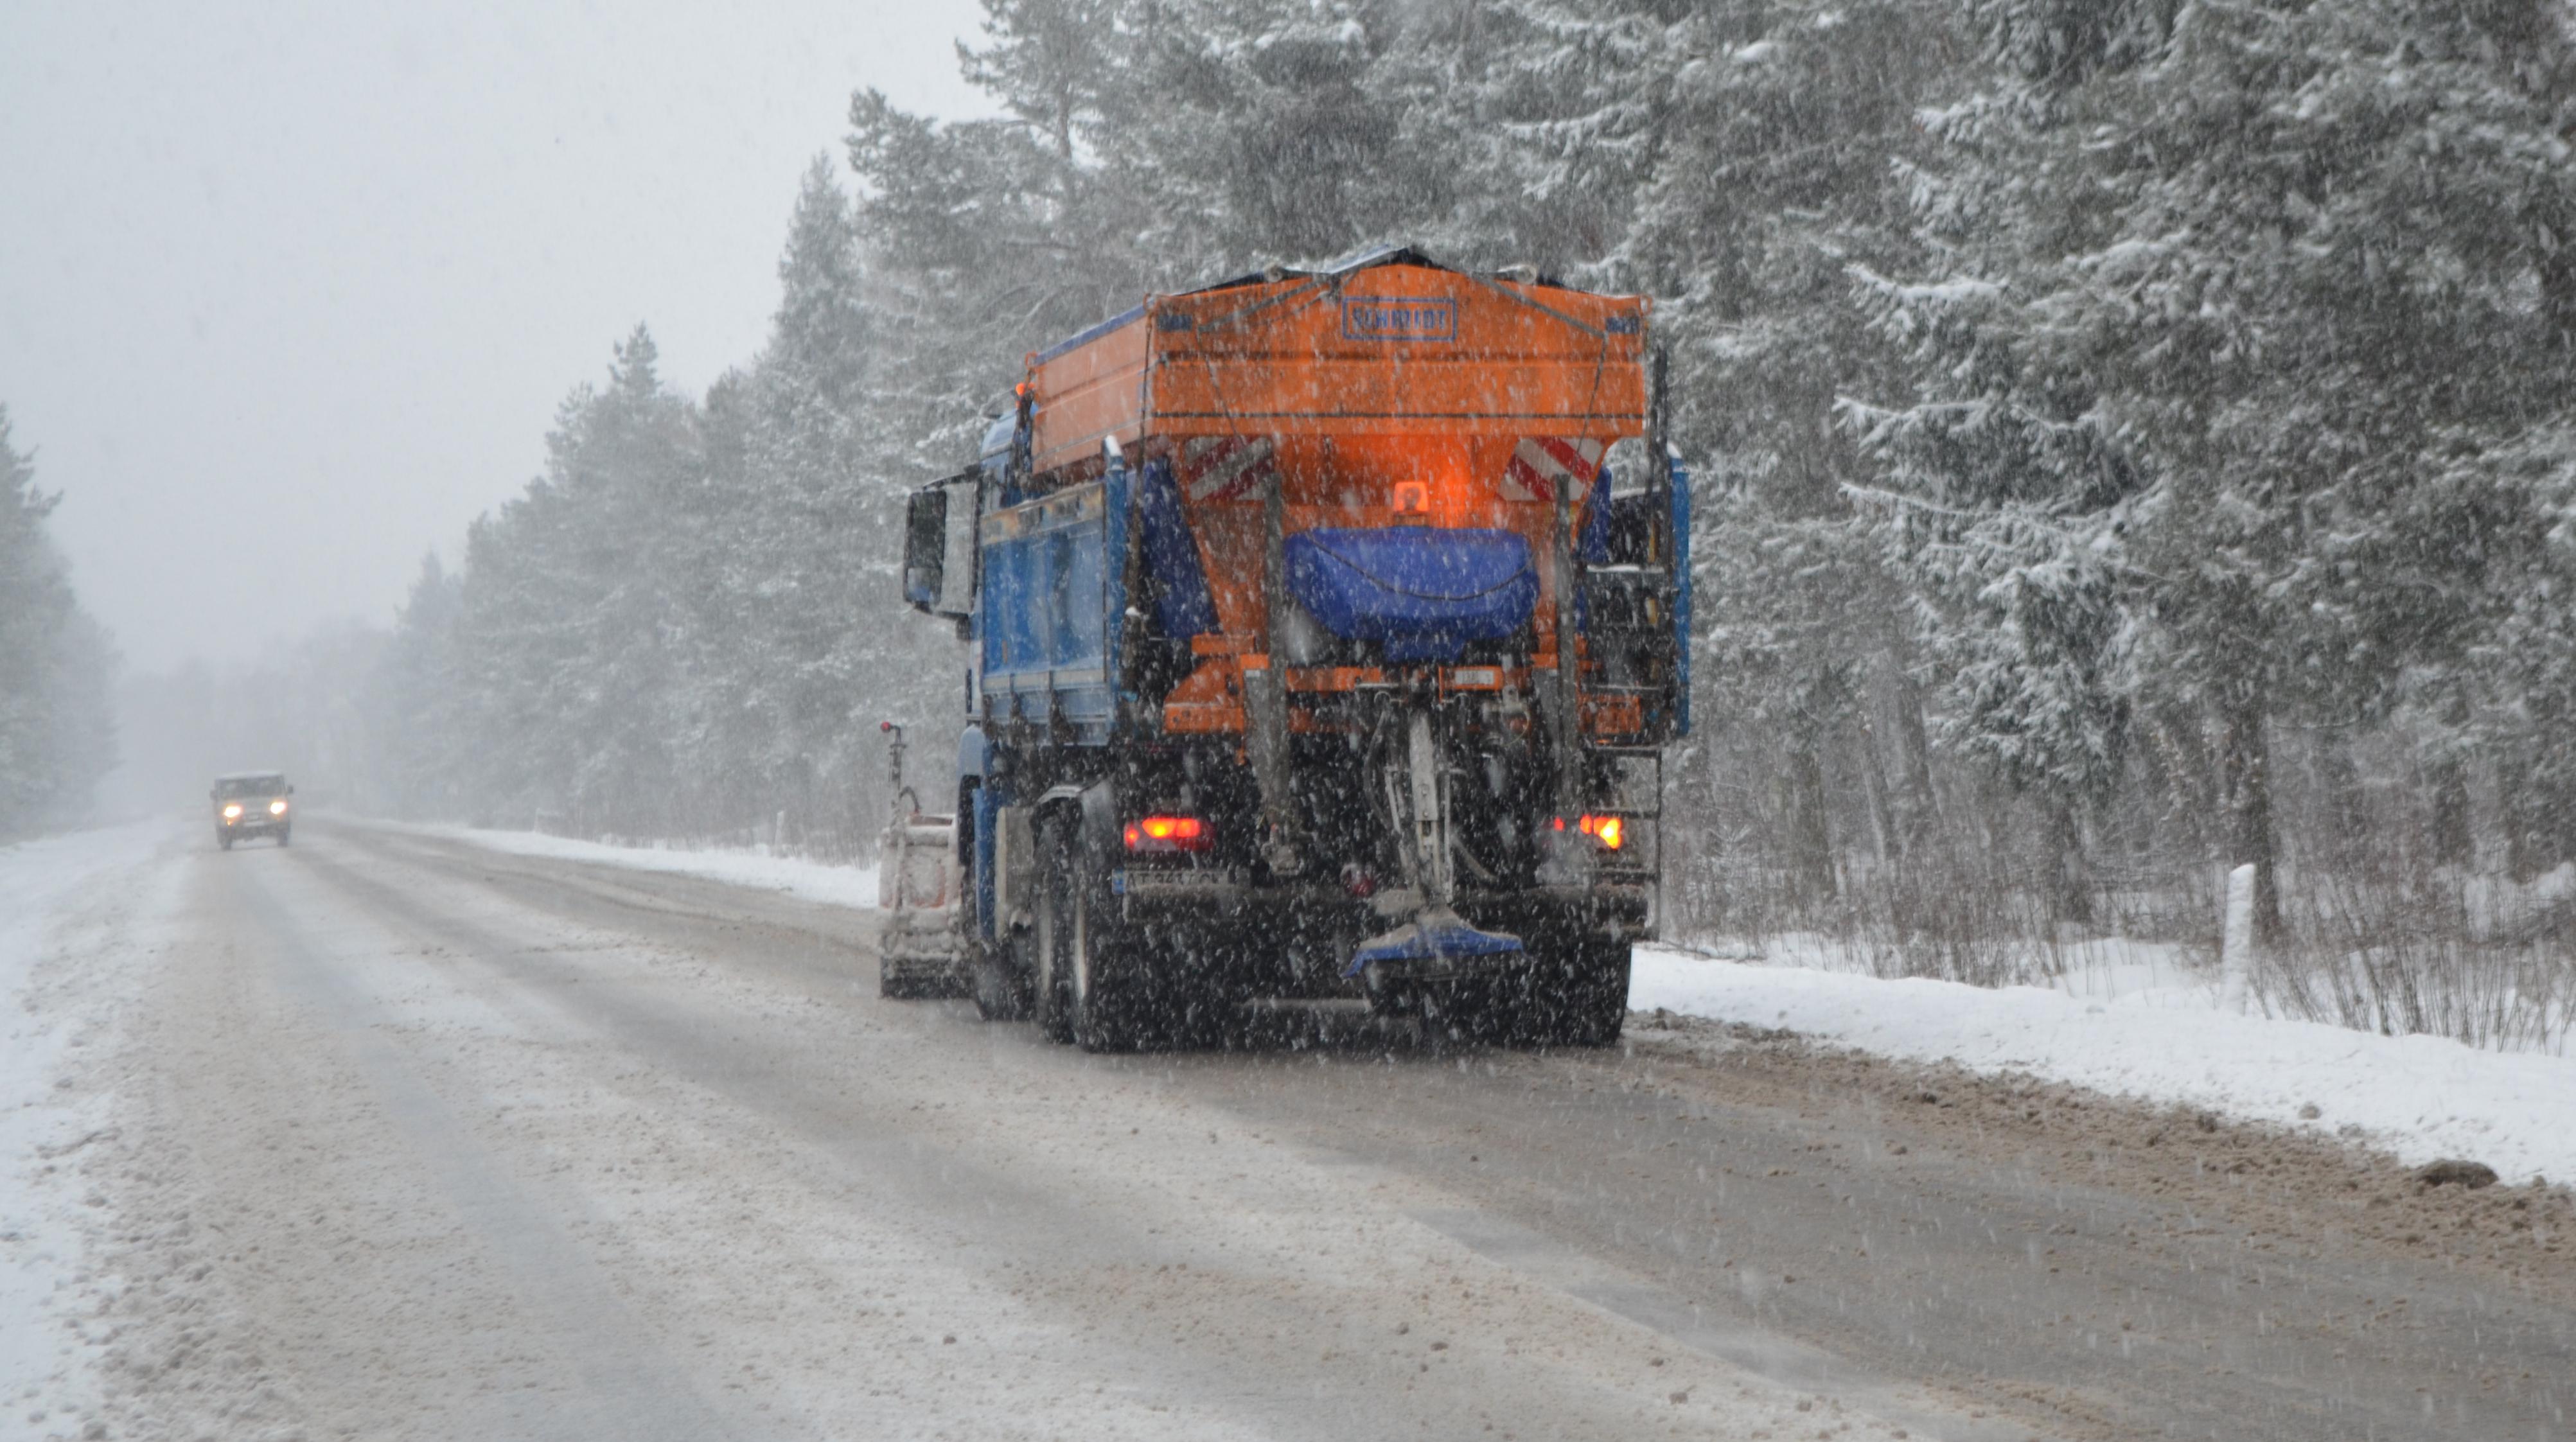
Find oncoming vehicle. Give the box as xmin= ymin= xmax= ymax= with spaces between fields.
xmin=211 ymin=771 xmax=294 ymax=849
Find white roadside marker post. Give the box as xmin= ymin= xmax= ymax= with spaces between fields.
xmin=2218 ymin=863 xmax=2257 ymax=1016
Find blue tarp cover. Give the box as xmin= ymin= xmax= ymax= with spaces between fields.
xmin=1284 ymin=527 xmax=1536 ymax=662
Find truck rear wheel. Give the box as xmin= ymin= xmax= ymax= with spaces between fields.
xmin=1133 ymin=915 xmax=1235 ymax=1047
xmin=1068 ymin=880 xmax=1134 ymax=1053
xmin=1066 ymin=843 xmax=1145 ymax=1053
xmin=972 ymin=940 xmax=1029 ymax=1021
xmin=1035 ymin=818 xmax=1079 ymax=1043
xmin=1037 ymin=816 xmax=1157 ymax=1052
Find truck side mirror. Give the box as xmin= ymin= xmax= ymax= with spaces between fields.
xmin=904 ymin=485 xmax=948 ymax=613
xmin=905 ymin=473 xmax=981 ymax=620
xmin=937 ymin=473 xmax=978 ymax=619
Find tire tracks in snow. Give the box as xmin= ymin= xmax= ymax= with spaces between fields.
xmin=290 ymin=823 xmax=2000 ymax=1442
xmin=223 ymin=849 xmax=741 ymax=1442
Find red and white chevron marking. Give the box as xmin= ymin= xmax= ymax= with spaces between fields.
xmin=1178 ymin=435 xmax=1276 ymax=503
xmin=1496 ymin=437 xmax=1605 ymax=503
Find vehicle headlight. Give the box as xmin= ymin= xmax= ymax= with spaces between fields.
xmin=269 ymin=799 xmax=288 ymax=816
xmin=222 ymin=804 xmax=243 ymax=820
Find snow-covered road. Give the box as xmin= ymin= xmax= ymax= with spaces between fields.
xmin=7 ymin=818 xmax=2572 ymax=1441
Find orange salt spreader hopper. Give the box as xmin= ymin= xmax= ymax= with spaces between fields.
xmin=1015 ymin=245 xmax=1654 ymax=736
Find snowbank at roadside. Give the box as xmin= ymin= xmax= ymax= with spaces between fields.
xmin=0 ymin=819 xmax=172 ymax=1421
xmin=405 ymin=823 xmax=881 ymax=910
xmin=1632 ymin=945 xmax=2576 ymax=1186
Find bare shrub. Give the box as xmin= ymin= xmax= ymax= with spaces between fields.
xmin=2258 ymin=869 xmax=2574 ymax=1054
xmin=1831 ymin=861 xmax=2061 ymax=988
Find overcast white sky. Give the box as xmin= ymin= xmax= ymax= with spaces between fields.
xmin=1 ymin=0 xmax=994 ymax=673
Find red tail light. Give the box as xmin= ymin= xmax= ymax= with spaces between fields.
xmin=1124 ymin=815 xmax=1208 ymax=852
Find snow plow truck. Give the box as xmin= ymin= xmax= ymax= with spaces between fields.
xmin=899 ymin=245 xmax=1691 ymax=1049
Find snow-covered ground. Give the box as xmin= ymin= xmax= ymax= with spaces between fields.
xmin=1634 ymin=941 xmax=2576 ymax=1186
xmin=401 ymin=822 xmax=880 ymax=910
xmin=15 ymin=816 xmax=2569 ymax=1425
xmin=0 ymin=818 xmax=176 ymax=1430
xmin=4 ymin=818 xmax=2570 ymax=1436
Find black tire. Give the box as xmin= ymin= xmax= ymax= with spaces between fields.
xmin=1064 ymin=840 xmax=1147 ymax=1053
xmin=276 ymin=828 xmax=291 ymax=848
xmin=218 ymin=833 xmax=234 ymax=851
xmin=1035 ymin=815 xmax=1160 ymax=1052
xmin=1140 ymin=915 xmax=1231 ymax=1048
xmin=1034 ymin=818 xmax=1079 ymax=1043
xmin=971 ymin=940 xmax=1028 ymax=1021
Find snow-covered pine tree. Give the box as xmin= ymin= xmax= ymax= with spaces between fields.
xmin=1109 ymin=0 xmax=1454 ymax=268
xmin=728 ymin=158 xmax=955 ymax=842
xmin=1551 ymin=0 xmax=1965 ymax=911
xmin=849 ymin=0 xmax=1156 ymax=392
xmin=448 ymin=328 xmax=704 ymax=832
xmin=376 ymin=552 xmax=465 ymax=818
xmin=1862 ymin=0 xmax=2576 ymax=933
xmin=960 ymin=0 xmax=1125 ymax=171
xmin=0 ymin=405 xmax=119 ymax=834
xmin=1441 ymin=0 xmax=1684 ymax=272
xmin=450 ymin=436 xmax=584 ymax=822
xmin=2446 ymin=423 xmax=2576 ymax=879
xmin=1842 ymin=267 xmax=2146 ymax=922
